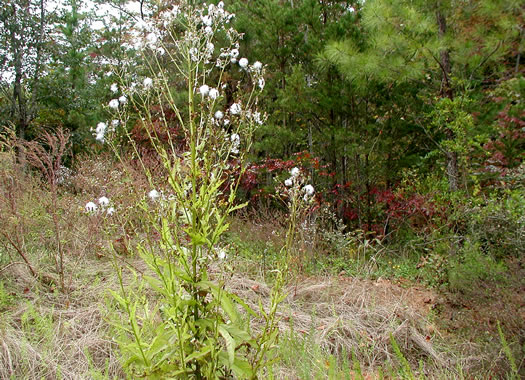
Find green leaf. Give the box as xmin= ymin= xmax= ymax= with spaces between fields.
xmin=108 ymin=289 xmax=127 ymax=308
xmin=218 ymin=325 xmax=236 ymax=368
xmin=184 ymin=229 xmax=209 ymax=246
xmin=228 ymin=201 xmax=248 ymax=213
xmin=160 ymin=218 xmax=174 ymax=247
xmin=222 ymin=324 xmax=253 ymax=346
xmin=219 ymin=293 xmax=239 ymax=324
xmin=229 ymin=292 xmax=259 ymax=318
xmin=184 ymin=345 xmax=212 ymax=363
xmin=218 ymin=353 xmax=253 ymax=379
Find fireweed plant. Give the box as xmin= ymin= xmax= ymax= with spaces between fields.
xmin=98 ymin=1 xmax=285 ymax=378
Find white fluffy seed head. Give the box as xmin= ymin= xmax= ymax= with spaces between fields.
xmin=239 ymin=57 xmax=248 ymax=68
xmin=85 ymin=201 xmax=97 ymax=212
xmin=199 ymin=85 xmax=210 ymax=96
xmin=209 ymin=88 xmax=219 ymax=100
xmin=143 ymin=77 xmax=153 ymax=88
xmin=303 ymin=184 xmax=315 ymax=195
xmin=148 ymin=189 xmax=160 ymax=200
xmin=229 ymin=103 xmax=241 ymax=115
xmin=109 ymin=99 xmax=119 ymax=109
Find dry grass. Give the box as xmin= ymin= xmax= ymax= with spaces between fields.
xmin=0 ymin=247 xmax=516 ymax=379
xmin=219 ymin=268 xmax=460 ymax=378
xmin=0 ymin=259 xmax=126 ymax=380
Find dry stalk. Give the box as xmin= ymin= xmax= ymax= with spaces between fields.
xmin=19 ymin=127 xmax=71 ymax=292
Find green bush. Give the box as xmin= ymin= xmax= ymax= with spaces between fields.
xmin=448 ymin=240 xmax=506 ymax=294
xmin=467 ymin=189 xmax=525 ymax=259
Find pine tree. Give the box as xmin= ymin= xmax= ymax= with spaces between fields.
xmin=324 ymin=0 xmax=522 ymax=191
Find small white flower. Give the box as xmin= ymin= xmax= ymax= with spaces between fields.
xmin=189 ymin=47 xmax=198 ymax=61
xmin=253 ymin=111 xmax=263 ymax=125
xmin=206 ymin=42 xmax=214 ymax=53
xmin=218 ymin=1 xmax=224 ymax=9
xmin=258 ymin=77 xmax=265 ymax=90
xmin=171 ymin=5 xmax=180 ymax=18
xmin=284 ymin=178 xmax=293 ymax=187
xmin=217 ymin=248 xmax=226 ymax=260
xmin=148 ymin=189 xmax=160 ymax=201
xmin=252 ymin=61 xmax=262 ymax=70
xmin=95 ymin=132 xmax=105 ymax=142
xmin=98 ymin=196 xmax=110 ymax=207
xmin=201 ymin=15 xmax=212 ymax=27
xmin=118 ymin=95 xmax=127 ymax=104
xmin=110 ymin=83 xmax=118 ymax=93
xmin=157 ymin=47 xmax=166 ymax=55
xmin=223 ymin=119 xmax=230 ymax=126
xmin=106 ymin=207 xmax=115 ymax=216
xmin=239 ymin=57 xmax=248 ymax=68
xmin=205 ymin=26 xmax=213 ymax=35
xmin=230 ymin=58 xmax=237 ymax=64
xmin=291 ymin=167 xmax=300 ymax=177
xmin=145 ymin=32 xmax=158 ymax=45
xmin=111 ymin=119 xmax=119 ymax=127
xmin=85 ymin=201 xmax=97 ymax=212
xmin=230 ymin=133 xmax=240 ymax=154
xmin=143 ymin=77 xmax=153 ymax=88
xmin=96 ymin=122 xmax=107 ymax=134
xmin=214 ymin=110 xmax=224 ymax=120
xmin=109 ymin=99 xmax=119 ymax=109
xmin=229 ymin=103 xmax=241 ymax=115
xmin=230 ymin=133 xmax=240 ymax=143
xmin=199 ymin=84 xmax=210 ymax=96
xmin=208 ymin=88 xmax=219 ymax=100
xmin=303 ymin=184 xmax=315 ymax=196
xmin=230 ymin=49 xmax=239 ymax=58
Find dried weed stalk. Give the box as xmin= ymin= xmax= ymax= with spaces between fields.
xmin=0 ymin=128 xmax=37 ymax=278
xmin=20 ymin=127 xmax=71 ymax=292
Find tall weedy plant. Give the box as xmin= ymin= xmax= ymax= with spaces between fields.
xmin=101 ymin=1 xmax=283 ymax=378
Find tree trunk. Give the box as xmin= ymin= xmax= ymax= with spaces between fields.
xmin=436 ymin=8 xmax=459 ymax=191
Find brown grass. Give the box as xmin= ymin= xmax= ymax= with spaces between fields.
xmin=0 ymin=258 xmax=126 ymax=380
xmin=219 ymin=268 xmax=460 ymax=377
